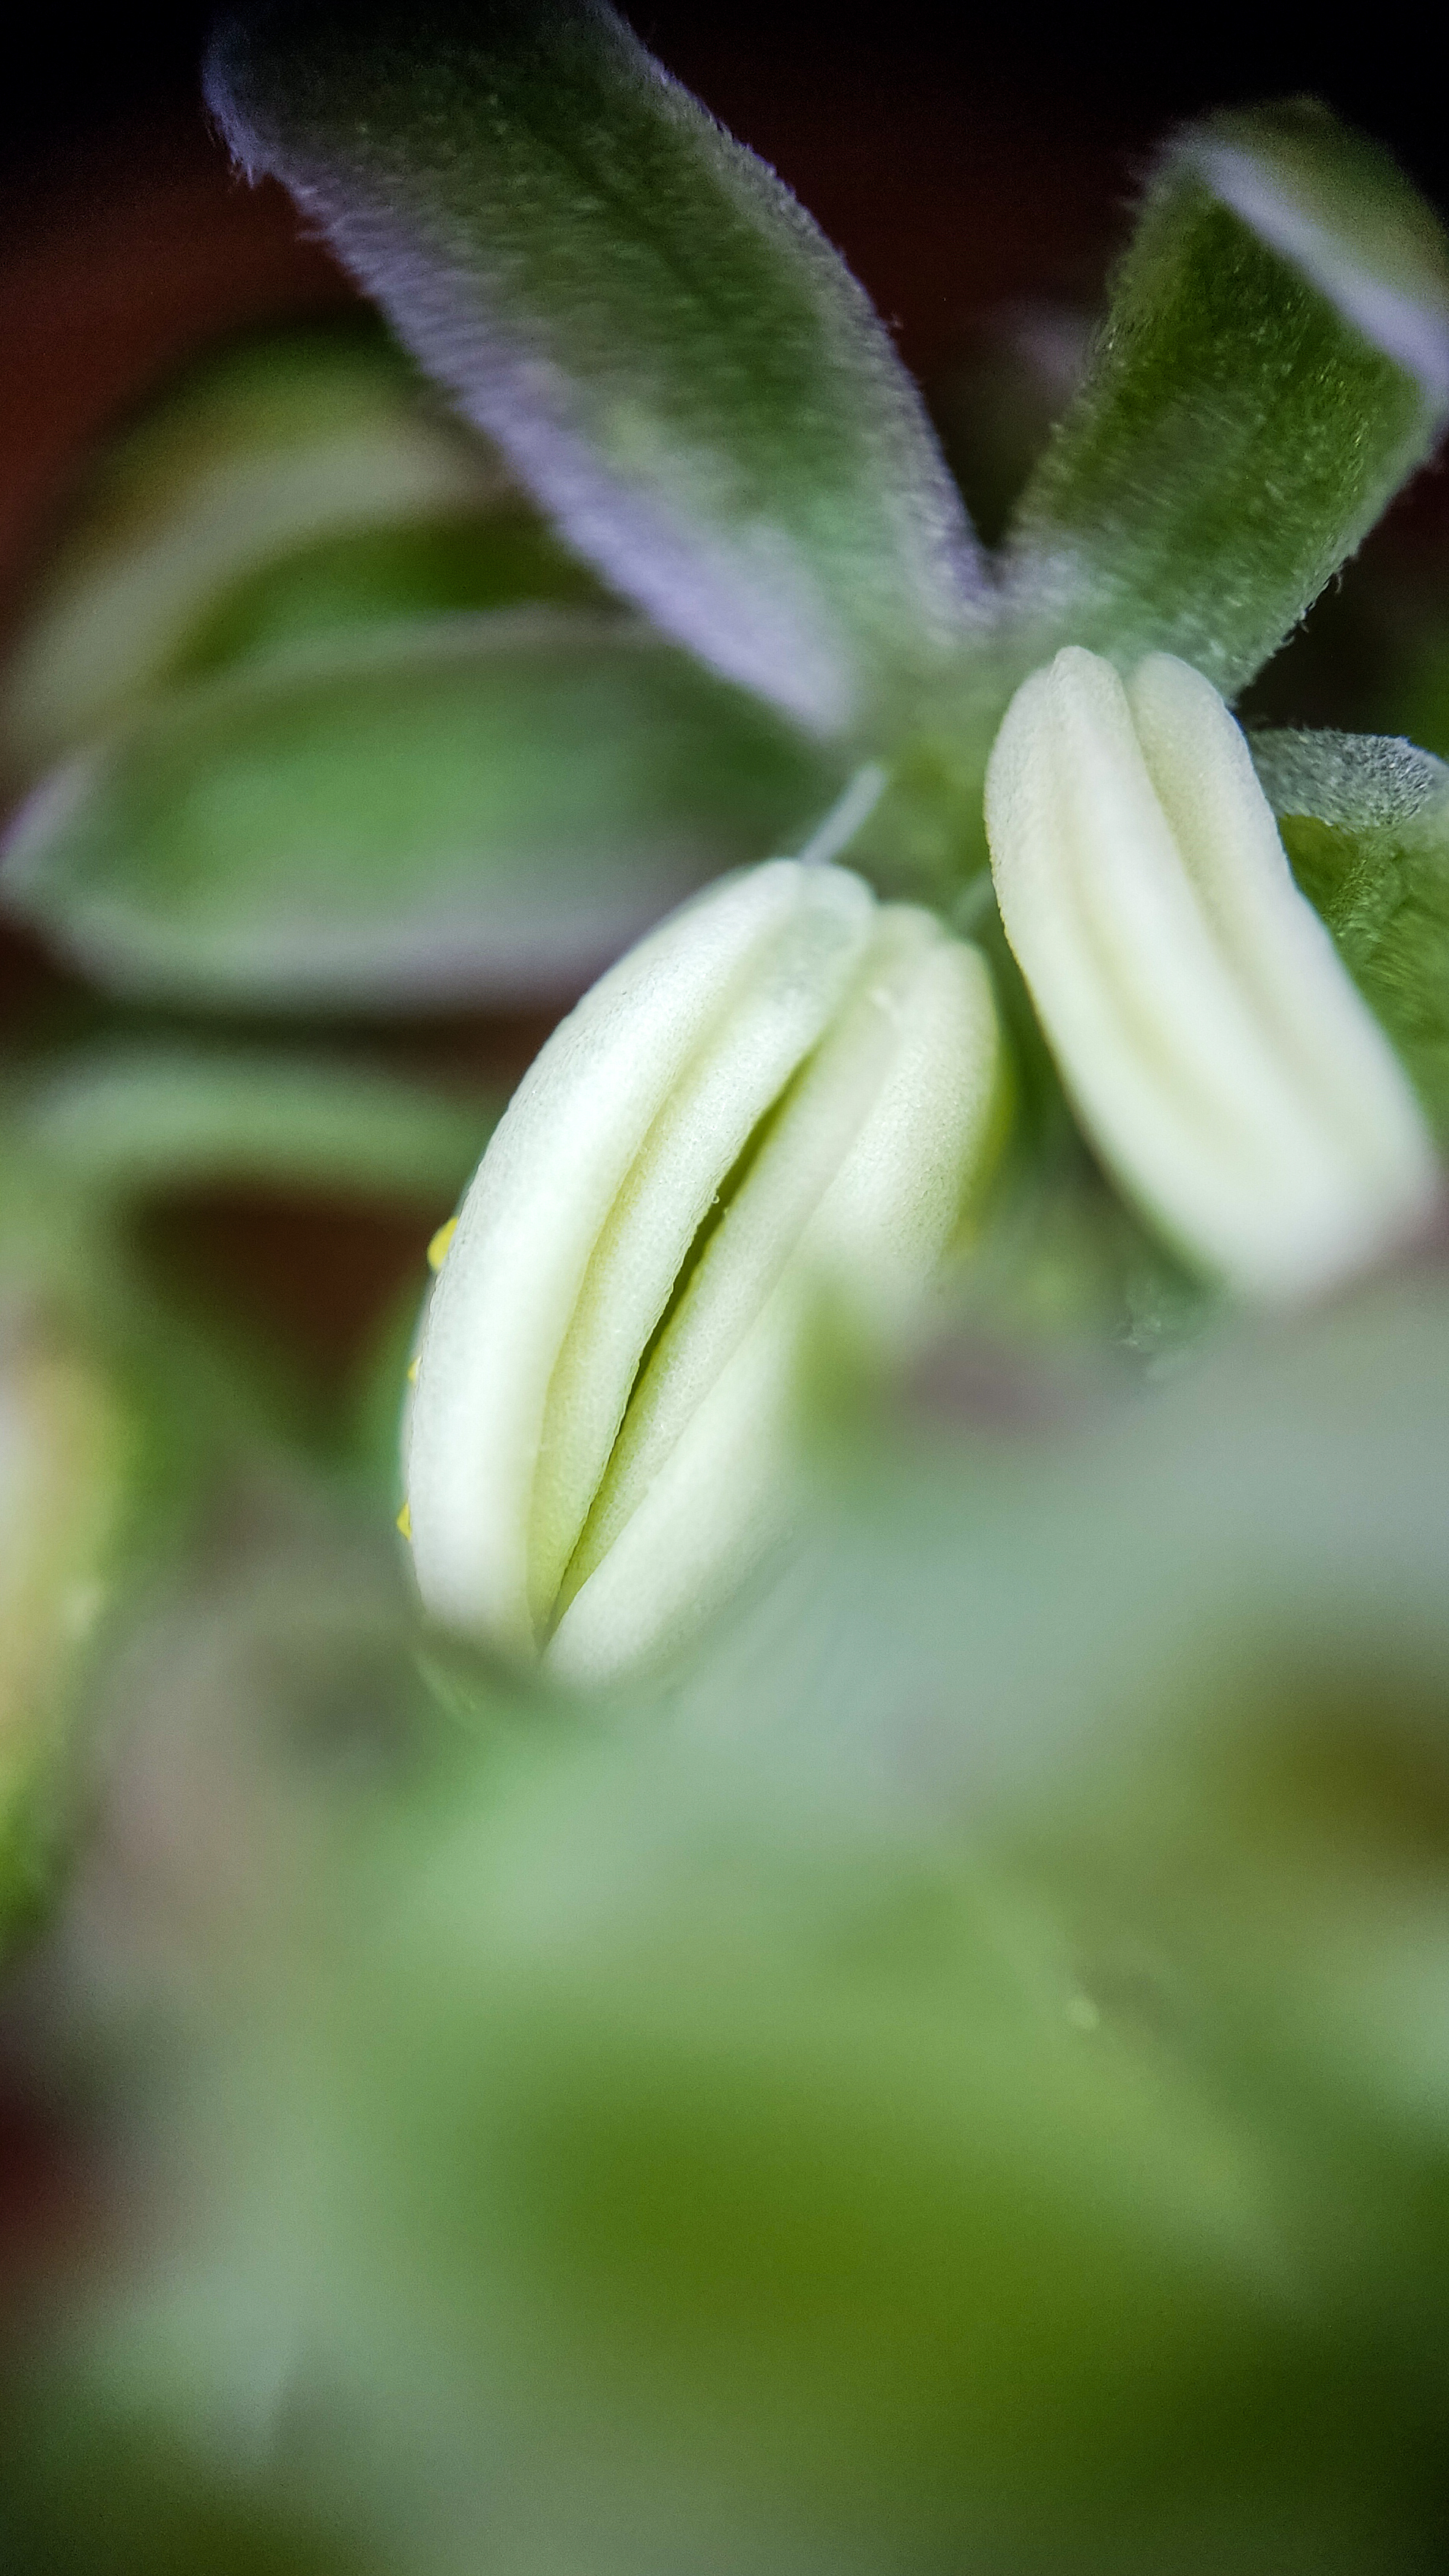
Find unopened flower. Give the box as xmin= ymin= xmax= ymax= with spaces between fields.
xmin=403 ymin=854 xmax=1007 ymax=1681
xmin=985 ymin=647 xmax=1441 ymax=1298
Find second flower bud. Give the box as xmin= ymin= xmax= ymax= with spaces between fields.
xmin=985 ymin=647 xmax=1440 ymax=1298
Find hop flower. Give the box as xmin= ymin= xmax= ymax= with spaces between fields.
xmin=985 ymin=647 xmax=1441 ymax=1298
xmin=403 ymin=856 xmax=1007 ymax=1682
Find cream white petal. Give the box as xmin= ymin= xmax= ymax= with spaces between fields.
xmin=545 ymin=1276 xmax=805 ymax=1687
xmin=548 ymin=930 xmax=1006 ymax=1685
xmin=985 ymin=647 xmax=1439 ymax=1298
xmin=409 ymin=850 xmax=1006 ymax=1674
xmin=406 ymin=859 xmax=873 ymax=1649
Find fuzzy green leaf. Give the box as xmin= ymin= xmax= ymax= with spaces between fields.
xmin=204 ymin=0 xmax=983 ymax=738
xmin=4 ymin=1040 xmax=499 ymax=1210
xmin=0 ymin=611 xmax=836 ymax=1011
xmin=1252 ymin=727 xmax=1449 ymax=1134
xmin=1003 ymin=104 xmax=1449 ymax=695
xmin=671 ymin=1264 xmax=1449 ymax=1831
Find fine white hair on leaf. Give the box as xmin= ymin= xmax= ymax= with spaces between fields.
xmin=204 ymin=1 xmax=987 ymax=739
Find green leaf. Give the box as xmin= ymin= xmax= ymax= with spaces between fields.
xmin=0 ymin=2408 xmax=370 ymax=2576
xmin=172 ymin=507 xmax=598 ymax=682
xmin=669 ymin=1262 xmax=1449 ymax=1822
xmin=1252 ymin=727 xmax=1449 ymax=1133
xmin=0 ymin=321 xmax=512 ymax=782
xmin=3 ymin=1039 xmax=499 ymax=1210
xmin=0 ymin=1289 xmax=142 ymax=1951
xmin=0 ymin=611 xmax=837 ymax=1012
xmin=1002 ymin=103 xmax=1449 ymax=696
xmin=204 ymin=0 xmax=983 ymax=738
xmin=17 ymin=1270 xmax=1449 ymax=2568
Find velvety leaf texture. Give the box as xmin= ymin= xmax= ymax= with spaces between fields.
xmin=203 ymin=0 xmax=983 ymax=738
xmin=0 ymin=611 xmax=835 ymax=1011
xmin=1004 ymin=103 xmax=1449 ymax=696
xmin=1253 ymin=726 xmax=1449 ymax=1136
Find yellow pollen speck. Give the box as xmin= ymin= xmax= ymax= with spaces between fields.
xmin=395 ymin=1502 xmax=412 ymax=1541
xmin=406 ymin=1357 xmax=420 ymax=1385
xmin=427 ymin=1218 xmax=458 ymax=1270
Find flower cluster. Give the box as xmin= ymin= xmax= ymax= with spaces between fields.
xmin=403 ymin=637 xmax=1440 ymax=1671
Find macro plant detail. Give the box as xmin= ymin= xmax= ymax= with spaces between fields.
xmin=191 ymin=0 xmax=1449 ymax=1670
xmin=1 ymin=6 xmax=1448 ymax=2575
xmin=0 ymin=1288 xmax=135 ymax=1943
xmin=404 ymin=841 xmax=1005 ymax=1676
xmin=986 ymin=646 xmax=1439 ymax=1295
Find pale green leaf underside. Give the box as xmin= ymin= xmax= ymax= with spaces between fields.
xmin=1252 ymin=726 xmax=1449 ymax=1136
xmin=0 ymin=321 xmax=513 ymax=783
xmin=1003 ymin=103 xmax=1449 ymax=696
xmin=3 ymin=1041 xmax=498 ymax=1209
xmin=0 ymin=611 xmax=836 ymax=1012
xmin=204 ymin=0 xmax=983 ymax=737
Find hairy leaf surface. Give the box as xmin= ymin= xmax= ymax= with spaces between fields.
xmin=1253 ymin=727 xmax=1449 ymax=1134
xmin=204 ymin=0 xmax=983 ymax=737
xmin=1005 ymin=105 xmax=1449 ymax=694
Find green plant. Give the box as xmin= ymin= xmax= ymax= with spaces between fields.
xmin=1 ymin=10 xmax=1449 ymax=2572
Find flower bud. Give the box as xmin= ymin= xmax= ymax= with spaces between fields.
xmin=984 ymin=646 xmax=1441 ymax=1298
xmin=403 ymin=859 xmax=1007 ymax=1681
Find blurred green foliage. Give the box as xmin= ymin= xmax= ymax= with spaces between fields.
xmin=0 ymin=15 xmax=1448 ymax=2575
xmin=7 ymin=1267 xmax=1449 ymax=2575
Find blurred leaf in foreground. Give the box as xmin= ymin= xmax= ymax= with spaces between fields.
xmin=10 ymin=1260 xmax=1449 ymax=2575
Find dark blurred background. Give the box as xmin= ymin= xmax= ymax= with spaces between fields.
xmin=6 ymin=4 xmax=1445 ymax=447
xmin=3 ymin=5 xmax=1448 ymax=199
xmin=9 ymin=4 xmax=1445 ymax=569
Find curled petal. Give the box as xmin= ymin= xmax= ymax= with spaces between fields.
xmin=404 ymin=857 xmax=1007 ymax=1673
xmin=985 ymin=647 xmax=1440 ymax=1297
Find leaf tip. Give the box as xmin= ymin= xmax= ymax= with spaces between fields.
xmin=1186 ymin=101 xmax=1449 ymax=409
